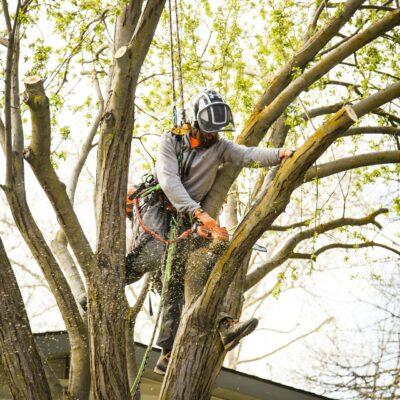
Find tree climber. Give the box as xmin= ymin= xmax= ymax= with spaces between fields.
xmin=125 ymin=89 xmax=294 ymax=375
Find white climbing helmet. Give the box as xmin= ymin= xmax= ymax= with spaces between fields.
xmin=189 ymin=89 xmax=234 ymax=133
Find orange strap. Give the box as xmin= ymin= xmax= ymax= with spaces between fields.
xmin=133 ymin=198 xmax=193 ymax=244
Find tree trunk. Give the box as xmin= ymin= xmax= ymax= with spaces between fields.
xmin=0 ymin=237 xmax=52 ymax=400
xmin=90 ymin=2 xmax=166 ymax=397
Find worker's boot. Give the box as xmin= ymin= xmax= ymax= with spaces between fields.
xmin=218 ymin=316 xmax=258 ymax=351
xmin=154 ymin=350 xmax=171 ymax=375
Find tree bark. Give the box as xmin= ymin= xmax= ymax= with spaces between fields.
xmin=0 ymin=237 xmax=52 ymax=400
xmin=89 ymin=1 xmax=166 ymax=398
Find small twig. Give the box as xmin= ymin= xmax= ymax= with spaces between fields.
xmin=319 ymin=27 xmax=362 ymax=56
xmin=137 ymin=72 xmax=170 ymax=85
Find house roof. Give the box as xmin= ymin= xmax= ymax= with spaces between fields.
xmin=1 ymin=331 xmax=333 ymax=400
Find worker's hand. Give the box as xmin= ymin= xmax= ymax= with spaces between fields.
xmin=279 ymin=148 xmax=295 ymax=160
xmin=194 ymin=209 xmax=229 ymax=241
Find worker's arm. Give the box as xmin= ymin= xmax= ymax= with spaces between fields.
xmin=155 ymin=134 xmax=200 ymax=214
xmin=220 ymin=138 xmax=288 ymax=167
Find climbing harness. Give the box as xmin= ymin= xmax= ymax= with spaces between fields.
xmin=132 ymin=196 xmax=193 ymax=244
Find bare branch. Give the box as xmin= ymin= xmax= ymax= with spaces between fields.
xmin=341 ymin=61 xmax=400 ymax=81
xmin=300 ymin=101 xmax=345 ymax=120
xmin=82 ymin=45 xmax=109 ymax=63
xmin=245 ymin=209 xmax=388 ymax=290
xmin=361 ymin=5 xmax=397 ymax=11
xmin=68 ymin=75 xmax=104 ymax=203
xmin=303 ymin=0 xmax=327 ymax=42
xmin=238 ymin=318 xmax=334 ymax=364
xmin=130 ymin=272 xmax=152 ymax=321
xmin=268 ymin=220 xmax=312 ymax=231
xmin=304 ymin=150 xmax=400 ymax=183
xmin=342 ymin=126 xmax=400 ymax=136
xmin=23 ymin=76 xmax=94 ymax=277
xmin=374 ymin=108 xmax=400 ymax=124
xmin=324 ymin=79 xmax=363 ymax=95
xmin=320 ymin=27 xmax=363 ymax=56
xmin=291 ymin=241 xmax=400 ymax=259
xmin=1 ymin=0 xmax=12 ymax=33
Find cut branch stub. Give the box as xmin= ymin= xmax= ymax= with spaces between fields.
xmin=115 ymin=45 xmax=128 ymax=59
xmin=344 ymin=105 xmax=358 ymax=122
xmin=23 ymin=76 xmax=47 ymax=107
xmin=23 ymin=76 xmax=51 ymax=158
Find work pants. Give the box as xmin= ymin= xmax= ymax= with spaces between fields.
xmin=126 ymin=200 xmax=188 ymax=351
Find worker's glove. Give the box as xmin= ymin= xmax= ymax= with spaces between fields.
xmin=279 ymin=148 xmax=296 ymax=160
xmin=125 ymin=187 xmax=138 ymax=219
xmin=193 ymin=209 xmax=229 ymax=241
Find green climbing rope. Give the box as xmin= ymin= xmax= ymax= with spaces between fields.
xmin=129 ymin=216 xmax=182 ymax=396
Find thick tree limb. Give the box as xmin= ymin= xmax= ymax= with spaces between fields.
xmin=304 ymin=150 xmax=400 ymax=183
xmin=162 ymin=79 xmax=400 ymax=398
xmin=4 ymin=185 xmax=90 ymax=399
xmin=0 ymin=237 xmax=52 ymax=400
xmin=3 ymin=26 xmax=90 ymax=398
xmin=245 ymin=209 xmax=387 ymax=290
xmin=23 ymin=77 xmax=95 ymax=278
xmin=50 ymin=72 xmax=105 ymax=319
xmin=204 ymin=6 xmax=399 ymax=217
xmin=202 ymin=80 xmax=400 ymax=316
xmin=291 ymin=241 xmax=400 ymax=259
xmin=3 ymin=1 xmax=20 ymax=187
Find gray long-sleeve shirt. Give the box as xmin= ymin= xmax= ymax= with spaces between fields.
xmin=155 ymin=132 xmax=281 ymax=214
